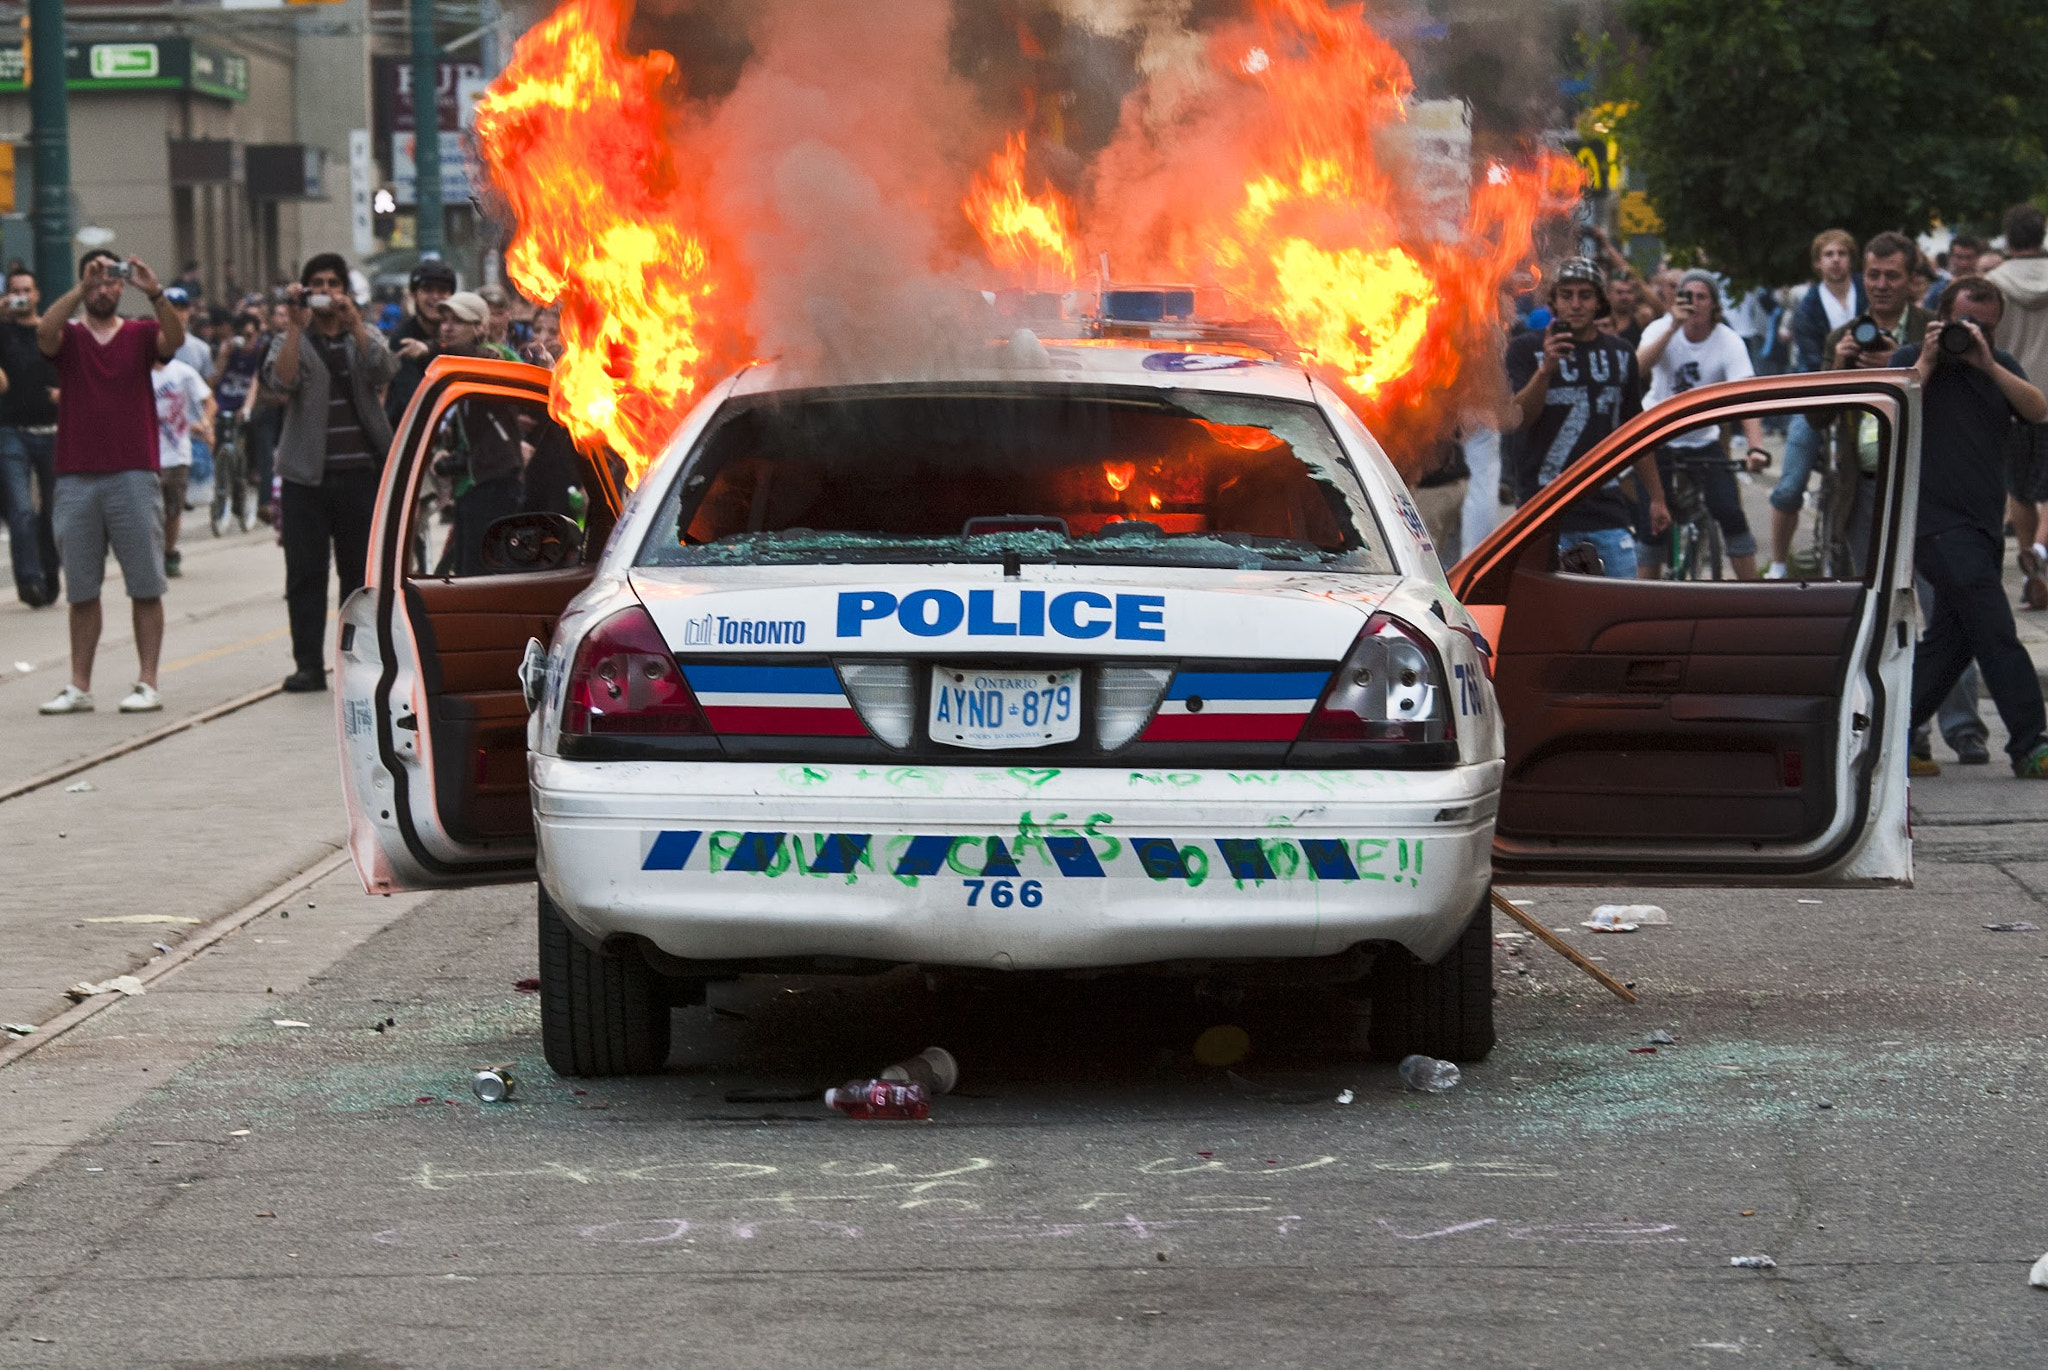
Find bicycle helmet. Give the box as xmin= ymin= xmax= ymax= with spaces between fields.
xmin=1548 ymin=256 xmax=1611 ymax=317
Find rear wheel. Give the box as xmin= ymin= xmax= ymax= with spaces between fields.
xmin=1366 ymin=892 xmax=1495 ymax=1062
xmin=538 ymin=886 xmax=673 ymax=1077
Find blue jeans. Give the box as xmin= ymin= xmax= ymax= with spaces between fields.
xmin=189 ymin=434 xmax=213 ymax=488
xmin=1559 ymin=527 xmax=1639 ymax=579
xmin=1769 ymin=413 xmax=1821 ymax=514
xmin=0 ymin=425 xmax=57 ymax=595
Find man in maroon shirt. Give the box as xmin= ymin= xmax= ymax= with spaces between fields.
xmin=33 ymin=249 xmax=185 ymax=715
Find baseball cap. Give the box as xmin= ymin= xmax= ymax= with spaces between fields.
xmin=409 ymin=258 xmax=457 ymax=292
xmin=1548 ymin=256 xmax=1610 ymax=316
xmin=440 ymin=291 xmax=489 ymax=325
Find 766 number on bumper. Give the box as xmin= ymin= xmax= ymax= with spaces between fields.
xmin=961 ymin=878 xmax=1044 ymax=907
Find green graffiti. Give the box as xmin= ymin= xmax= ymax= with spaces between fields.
xmin=1084 ymin=812 xmax=1121 ymax=864
xmin=1261 ymin=838 xmax=1302 ymax=880
xmin=1008 ymin=768 xmax=1060 ymax=788
xmin=885 ymin=766 xmax=945 ymax=794
xmin=780 ymin=766 xmax=831 ymax=787
xmin=1013 ymin=811 xmax=1055 ymax=868
xmin=1180 ymin=844 xmax=1209 ymax=888
xmin=1126 ymin=771 xmax=1201 ymax=788
xmin=1229 ymin=772 xmax=1282 ymax=785
xmin=882 ymin=834 xmax=922 ymax=888
xmin=1354 ymin=838 xmax=1390 ymax=882
xmin=792 ymin=833 xmax=871 ymax=885
xmin=945 ymin=836 xmax=984 ymax=875
xmin=1397 ymin=838 xmax=1424 ymax=886
xmin=706 ymin=831 xmax=744 ymax=873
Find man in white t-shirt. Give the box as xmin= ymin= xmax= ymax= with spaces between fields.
xmin=1769 ymin=230 xmax=1866 ymax=577
xmin=1636 ymin=270 xmax=1771 ymax=579
xmin=151 ymin=355 xmax=213 ymax=580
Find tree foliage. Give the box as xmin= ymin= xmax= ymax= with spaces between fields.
xmin=1609 ymin=0 xmax=2048 ymax=284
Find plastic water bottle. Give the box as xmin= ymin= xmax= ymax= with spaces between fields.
xmin=824 ymin=1079 xmax=931 ymax=1120
xmin=1399 ymin=1054 xmax=1461 ymax=1093
xmin=1589 ymin=904 xmax=1669 ymax=927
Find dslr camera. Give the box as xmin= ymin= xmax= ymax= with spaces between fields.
xmin=1849 ymin=316 xmax=1893 ymax=350
xmin=1938 ymin=318 xmax=1980 ymax=361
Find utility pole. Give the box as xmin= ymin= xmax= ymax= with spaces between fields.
xmin=410 ymin=0 xmax=443 ymax=260
xmin=27 ymin=0 xmax=72 ymax=291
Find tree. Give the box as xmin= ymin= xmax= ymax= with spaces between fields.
xmin=1607 ymin=0 xmax=2048 ymax=284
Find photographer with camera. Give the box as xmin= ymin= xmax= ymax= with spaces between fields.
xmin=0 ymin=266 xmax=59 ymax=607
xmin=1889 ymin=277 xmax=2048 ymax=778
xmin=261 ymin=253 xmax=396 ymax=694
xmin=1986 ymin=204 xmax=2048 ymax=609
xmin=1505 ymin=257 xmax=1670 ymax=579
xmin=33 ymin=250 xmax=185 ymax=716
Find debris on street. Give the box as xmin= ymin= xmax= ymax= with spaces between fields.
xmin=1336 ymin=1088 xmax=1355 ymax=1104
xmin=1490 ymin=891 xmax=1639 ymax=1003
xmin=63 ymin=780 xmax=95 ymax=793
xmin=83 ymin=915 xmax=201 ymax=925
xmin=269 ymin=1019 xmax=310 ymax=1029
xmin=880 ymin=1046 xmax=959 ymax=1094
xmin=1193 ymin=1024 xmax=1252 ymax=1068
xmin=65 ymin=975 xmax=145 ymax=1001
xmin=2031 ymin=1252 xmax=2048 ymax=1288
xmin=1399 ymin=1054 xmax=1460 ymax=1093
xmin=4 ymin=1023 xmax=36 ymax=1037
xmin=513 ymin=977 xmax=541 ymax=992
xmin=1590 ymin=903 xmax=1669 ymax=927
xmin=1985 ymin=922 xmax=2040 ymax=932
xmin=472 ymin=1067 xmax=516 ymax=1103
xmin=824 ymin=1078 xmax=931 ymax=1120
xmin=1646 ymin=1029 xmax=1677 ymax=1045
xmin=1728 ymin=1255 xmax=1776 ymax=1269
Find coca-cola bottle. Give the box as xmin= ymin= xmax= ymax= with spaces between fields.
xmin=823 ymin=1079 xmax=931 ymax=1120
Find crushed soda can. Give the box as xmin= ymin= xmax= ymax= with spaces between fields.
xmin=472 ymin=1066 xmax=516 ymax=1103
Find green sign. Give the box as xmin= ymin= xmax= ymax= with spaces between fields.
xmin=0 ymin=38 xmax=247 ymax=101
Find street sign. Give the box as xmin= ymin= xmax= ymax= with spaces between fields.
xmin=88 ymin=44 xmax=159 ymax=80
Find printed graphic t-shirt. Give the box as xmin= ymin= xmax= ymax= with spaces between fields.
xmin=1505 ymin=329 xmax=1643 ymax=532
xmin=1640 ymin=316 xmax=1755 ymax=448
xmin=153 ymin=358 xmax=210 ymax=469
xmin=54 ymin=318 xmax=162 ymax=476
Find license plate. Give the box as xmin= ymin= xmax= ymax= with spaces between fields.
xmin=929 ymin=667 xmax=1080 ymax=749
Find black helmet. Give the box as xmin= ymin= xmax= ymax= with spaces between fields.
xmin=1549 ymin=256 xmax=1611 ymax=318
xmin=409 ymin=257 xmax=457 ymax=292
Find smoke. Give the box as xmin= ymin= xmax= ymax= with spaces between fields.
xmin=703 ymin=0 xmax=993 ymax=383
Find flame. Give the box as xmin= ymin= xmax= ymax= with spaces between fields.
xmin=964 ymin=133 xmax=1079 ymax=289
xmin=474 ymin=0 xmax=749 ymax=486
xmin=1102 ymin=461 xmax=1136 ymax=493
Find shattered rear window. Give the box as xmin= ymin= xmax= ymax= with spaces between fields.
xmin=636 ymin=385 xmax=1393 ymax=573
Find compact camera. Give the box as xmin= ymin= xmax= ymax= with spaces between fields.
xmin=4 ymin=293 xmax=29 ymax=311
xmin=104 ymin=261 xmax=133 ymax=281
xmin=306 ymin=292 xmax=334 ymax=311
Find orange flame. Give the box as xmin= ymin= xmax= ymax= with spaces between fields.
xmin=474 ymin=0 xmax=749 ymax=486
xmin=964 ymin=133 xmax=1079 ymax=289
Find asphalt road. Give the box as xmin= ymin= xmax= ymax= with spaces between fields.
xmin=1 ymin=530 xmax=2045 ymax=1367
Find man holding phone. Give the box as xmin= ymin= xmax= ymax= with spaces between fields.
xmin=34 ymin=250 xmax=185 ymax=716
xmin=261 ymin=253 xmax=397 ymax=693
xmin=1505 ymin=257 xmax=1670 ymax=578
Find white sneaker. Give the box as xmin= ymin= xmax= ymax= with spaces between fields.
xmin=118 ymin=682 xmax=161 ymax=713
xmin=38 ymin=685 xmax=93 ymax=715
xmin=1763 ymin=563 xmax=1789 ymax=580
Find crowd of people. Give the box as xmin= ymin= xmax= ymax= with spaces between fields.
xmin=1485 ymin=206 xmax=2048 ymax=780
xmin=0 ymin=249 xmax=562 ymax=714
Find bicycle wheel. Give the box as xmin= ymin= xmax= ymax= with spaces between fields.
xmin=1705 ymin=515 xmax=1726 ymax=581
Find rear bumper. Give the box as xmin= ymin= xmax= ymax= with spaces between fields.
xmin=531 ymin=757 xmax=1502 ymax=970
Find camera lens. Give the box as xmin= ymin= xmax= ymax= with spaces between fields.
xmin=1852 ymin=320 xmax=1882 ymax=347
xmin=1940 ymin=322 xmax=1975 ymax=356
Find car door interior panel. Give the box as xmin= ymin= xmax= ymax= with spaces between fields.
xmin=1492 ymin=564 xmax=1862 ymax=845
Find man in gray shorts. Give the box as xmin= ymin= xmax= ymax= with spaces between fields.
xmin=35 ymin=249 xmax=186 ymax=715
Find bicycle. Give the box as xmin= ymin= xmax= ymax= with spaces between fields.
xmin=1662 ymin=454 xmax=1743 ymax=581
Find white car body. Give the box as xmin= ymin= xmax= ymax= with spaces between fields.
xmin=338 ymin=345 xmax=1919 ymax=987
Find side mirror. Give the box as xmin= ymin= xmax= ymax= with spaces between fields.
xmin=480 ymin=512 xmax=581 ymax=573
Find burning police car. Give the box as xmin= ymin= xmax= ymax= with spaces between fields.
xmin=338 ymin=320 xmax=1921 ymax=1078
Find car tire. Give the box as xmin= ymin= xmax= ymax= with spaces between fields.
xmin=1366 ymin=890 xmax=1495 ymax=1063
xmin=538 ymin=886 xmax=673 ymax=1077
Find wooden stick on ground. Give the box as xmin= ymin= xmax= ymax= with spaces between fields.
xmin=1490 ymin=888 xmax=1639 ymax=1004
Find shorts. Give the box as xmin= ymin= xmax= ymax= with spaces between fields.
xmin=2006 ymin=422 xmax=2048 ymax=504
xmin=53 ymin=469 xmax=166 ymax=603
xmin=159 ymin=465 xmax=190 ymax=523
xmin=1558 ymin=526 xmax=1639 ymax=579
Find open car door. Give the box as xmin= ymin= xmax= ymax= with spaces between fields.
xmin=339 ymin=356 xmax=624 ymax=893
xmin=1450 ymin=369 xmax=1920 ymax=886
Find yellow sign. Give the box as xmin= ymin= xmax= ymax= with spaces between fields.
xmin=0 ymin=144 xmax=16 ymax=215
xmin=1619 ymin=190 xmax=1663 ymax=237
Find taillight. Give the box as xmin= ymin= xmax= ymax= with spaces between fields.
xmin=1302 ymin=612 xmax=1455 ymax=744
xmin=561 ymin=605 xmax=709 ymax=736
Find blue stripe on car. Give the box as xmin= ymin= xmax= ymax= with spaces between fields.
xmin=681 ymin=664 xmax=846 ymax=695
xmin=1165 ymin=671 xmax=1329 ymax=701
